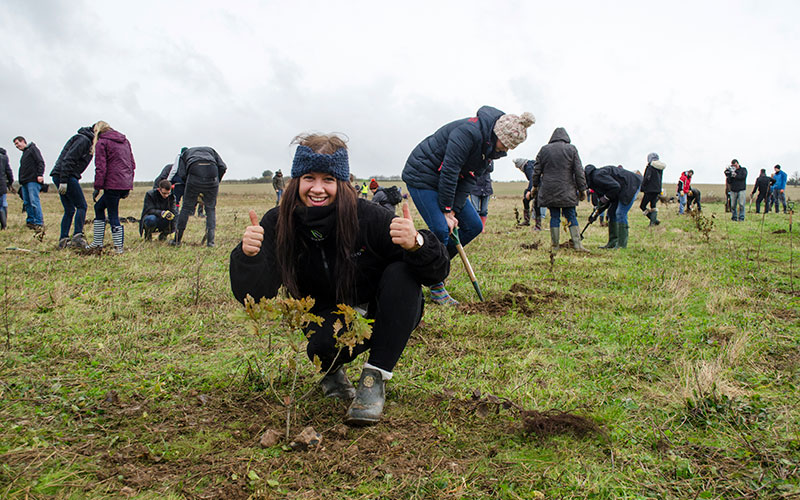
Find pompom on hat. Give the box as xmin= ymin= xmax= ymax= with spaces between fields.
xmin=494 ymin=112 xmax=535 ymax=150
xmin=369 ymin=179 xmax=379 ymax=190
xmin=291 ymin=145 xmax=350 ymax=181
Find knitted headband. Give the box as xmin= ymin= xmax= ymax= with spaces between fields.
xmin=291 ymin=145 xmax=350 ymax=181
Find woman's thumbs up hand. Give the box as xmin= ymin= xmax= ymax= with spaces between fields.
xmin=242 ymin=209 xmax=264 ymax=256
xmin=390 ymin=202 xmax=419 ymax=250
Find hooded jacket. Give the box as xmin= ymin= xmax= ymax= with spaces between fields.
xmin=139 ymin=188 xmax=177 ymax=235
xmin=0 ymin=148 xmax=13 ymax=197
xmin=153 ymin=163 xmax=179 ymax=189
xmin=176 ymin=147 xmax=227 ymax=190
xmin=772 ymin=169 xmax=788 ymax=191
xmin=470 ymin=163 xmax=494 ymax=197
xmin=229 ymin=199 xmax=450 ymax=310
xmin=50 ymin=127 xmax=95 ymax=180
xmin=18 ymin=142 xmax=46 ymax=185
xmin=531 ymin=128 xmax=586 ymax=207
xmin=677 ymin=172 xmax=692 ymax=194
xmin=640 ymin=160 xmax=666 ymax=193
xmin=94 ymin=130 xmax=135 ymax=190
xmin=402 ymin=106 xmax=506 ymax=212
xmin=272 ymin=172 xmax=285 ymax=191
xmin=584 ymin=164 xmax=643 ymax=205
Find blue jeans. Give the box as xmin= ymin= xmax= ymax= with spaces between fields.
xmin=730 ymin=190 xmax=746 ymax=221
xmin=607 ymin=189 xmax=640 ymax=225
xmin=21 ymin=182 xmax=44 ymax=225
xmin=678 ymin=193 xmax=687 ymax=214
xmin=470 ymin=194 xmax=490 ymax=217
xmin=53 ymin=176 xmax=87 ymax=238
xmin=94 ymin=189 xmax=126 ymax=226
xmin=1 ymin=193 xmax=6 ymax=209
xmin=275 ymin=189 xmax=283 ymax=205
xmin=142 ymin=214 xmax=172 ymax=232
xmin=773 ymin=190 xmax=786 ymax=212
xmin=548 ymin=207 xmax=578 ymax=228
xmin=407 ymin=186 xmax=482 ymax=254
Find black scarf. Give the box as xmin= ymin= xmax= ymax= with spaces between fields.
xmin=293 ymin=204 xmax=337 ymax=242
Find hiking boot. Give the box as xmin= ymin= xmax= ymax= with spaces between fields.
xmin=71 ymin=233 xmax=89 ymax=249
xmin=320 ymin=366 xmax=356 ymax=400
xmin=600 ymin=222 xmax=619 ymax=249
xmin=57 ymin=237 xmax=70 ymax=250
xmin=569 ymin=225 xmax=589 ymax=253
xmin=344 ymin=368 xmax=385 ymax=426
xmin=521 ymin=209 xmax=530 ymax=226
xmin=26 ymin=222 xmax=37 ymax=230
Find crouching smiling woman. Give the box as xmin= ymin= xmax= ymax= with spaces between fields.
xmin=229 ymin=134 xmax=449 ymax=425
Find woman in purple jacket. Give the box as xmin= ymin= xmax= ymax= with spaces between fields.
xmin=89 ymin=121 xmax=136 ymax=253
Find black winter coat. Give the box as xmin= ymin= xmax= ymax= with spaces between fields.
xmin=470 ymin=163 xmax=494 ymax=197
xmin=640 ymin=161 xmax=665 ymax=194
xmin=50 ymin=127 xmax=94 ymax=180
xmin=0 ymin=148 xmax=12 ymax=196
xmin=176 ymin=147 xmax=227 ymax=189
xmin=752 ymin=174 xmax=775 ymax=196
xmin=584 ymin=165 xmax=643 ymax=205
xmin=531 ymin=128 xmax=586 ymax=207
xmin=139 ymin=189 xmax=177 ymax=235
xmin=371 ymin=189 xmax=395 ymax=212
xmin=229 ymin=199 xmax=450 ymax=311
xmin=18 ymin=143 xmax=45 ymax=185
xmin=725 ymin=166 xmax=747 ymax=192
xmin=153 ymin=164 xmax=176 ymax=188
xmin=402 ymin=106 xmax=506 ymax=212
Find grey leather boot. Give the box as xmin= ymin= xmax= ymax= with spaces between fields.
xmin=344 ymin=368 xmax=385 ymax=426
xmin=320 ymin=366 xmax=356 ymax=400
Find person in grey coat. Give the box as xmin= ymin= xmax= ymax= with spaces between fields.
xmin=469 ymin=162 xmax=493 ymax=231
xmin=531 ymin=128 xmax=588 ymax=253
xmin=638 ymin=152 xmax=666 ymax=226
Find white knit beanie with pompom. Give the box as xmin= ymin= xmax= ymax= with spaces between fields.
xmin=493 ymin=112 xmax=535 ymax=150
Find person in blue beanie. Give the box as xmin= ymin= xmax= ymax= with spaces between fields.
xmin=230 ymin=133 xmax=449 ymax=426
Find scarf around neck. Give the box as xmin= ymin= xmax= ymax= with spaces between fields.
xmin=293 ymin=204 xmax=337 ymax=242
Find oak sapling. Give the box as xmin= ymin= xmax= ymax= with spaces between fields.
xmin=242 ymin=294 xmax=373 ymax=440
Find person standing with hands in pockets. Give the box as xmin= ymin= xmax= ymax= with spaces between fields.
xmin=230 ymin=133 xmax=449 ymax=426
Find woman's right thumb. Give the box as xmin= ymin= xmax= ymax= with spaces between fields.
xmin=249 ymin=210 xmax=259 ymax=226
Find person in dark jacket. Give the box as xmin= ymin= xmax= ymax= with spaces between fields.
xmin=725 ymin=159 xmax=748 ymax=221
xmin=89 ymin=121 xmax=136 ymax=253
xmin=272 ymin=170 xmax=285 ymax=206
xmin=751 ymin=169 xmax=775 ymax=214
xmin=638 ymin=152 xmax=667 ymax=226
xmin=13 ymin=136 xmax=46 ymax=229
xmin=402 ymin=106 xmax=535 ymax=304
xmin=687 ymin=187 xmax=702 ymax=211
xmin=50 ymin=125 xmax=95 ymax=248
xmin=531 ymin=127 xmax=588 ymax=253
xmin=0 ymin=148 xmax=13 ymax=230
xmin=469 ymin=163 xmax=493 ymax=231
xmin=230 ymin=133 xmax=449 ymax=426
xmin=369 ymin=179 xmax=396 ymax=214
xmin=584 ymin=164 xmax=643 ymax=249
xmin=140 ymin=180 xmax=177 ymax=241
xmin=170 ymin=146 xmax=226 ymax=247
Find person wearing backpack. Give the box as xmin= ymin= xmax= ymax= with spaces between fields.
xmin=369 ymin=179 xmax=401 ymax=214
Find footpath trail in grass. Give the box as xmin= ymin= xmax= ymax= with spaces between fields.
xmin=1 ymin=183 xmax=798 ymax=499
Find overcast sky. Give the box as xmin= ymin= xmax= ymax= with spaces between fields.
xmin=2 ymin=0 xmax=799 ymax=184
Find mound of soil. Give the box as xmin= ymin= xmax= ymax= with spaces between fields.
xmin=458 ymin=283 xmax=564 ymax=317
xmin=522 ymin=409 xmax=604 ymax=439
xmin=520 ymin=242 xmax=540 ymax=250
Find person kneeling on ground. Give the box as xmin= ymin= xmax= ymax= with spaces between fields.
xmin=584 ymin=164 xmax=642 ymax=249
xmin=230 ymin=133 xmax=449 ymax=426
xmin=140 ymin=180 xmax=177 ymax=241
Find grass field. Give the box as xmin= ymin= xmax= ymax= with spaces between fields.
xmin=1 ymin=182 xmax=798 ymax=499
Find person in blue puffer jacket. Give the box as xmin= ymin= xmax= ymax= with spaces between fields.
xmin=402 ymin=105 xmax=535 ymax=305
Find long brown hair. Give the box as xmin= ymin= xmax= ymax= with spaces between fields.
xmin=276 ymin=134 xmax=359 ymax=304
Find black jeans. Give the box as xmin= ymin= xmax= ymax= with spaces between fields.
xmin=176 ymin=184 xmax=217 ymax=236
xmin=305 ymin=262 xmax=424 ymax=373
xmin=639 ymin=192 xmax=659 ymax=211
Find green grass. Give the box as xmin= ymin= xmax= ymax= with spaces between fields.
xmin=0 ymin=183 xmax=798 ymax=499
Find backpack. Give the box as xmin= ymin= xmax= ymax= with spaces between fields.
xmin=382 ymin=186 xmax=403 ymax=205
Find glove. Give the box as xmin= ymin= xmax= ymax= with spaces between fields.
xmin=58 ymin=183 xmax=68 ymax=195
xmin=92 ymin=189 xmax=100 ymax=202
xmin=162 ymin=210 xmax=175 ymax=221
xmin=579 ymin=190 xmax=586 ymax=202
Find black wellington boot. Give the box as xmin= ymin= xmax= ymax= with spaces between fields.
xmin=344 ymin=368 xmax=385 ymax=426
xmin=320 ymin=366 xmax=356 ymax=400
